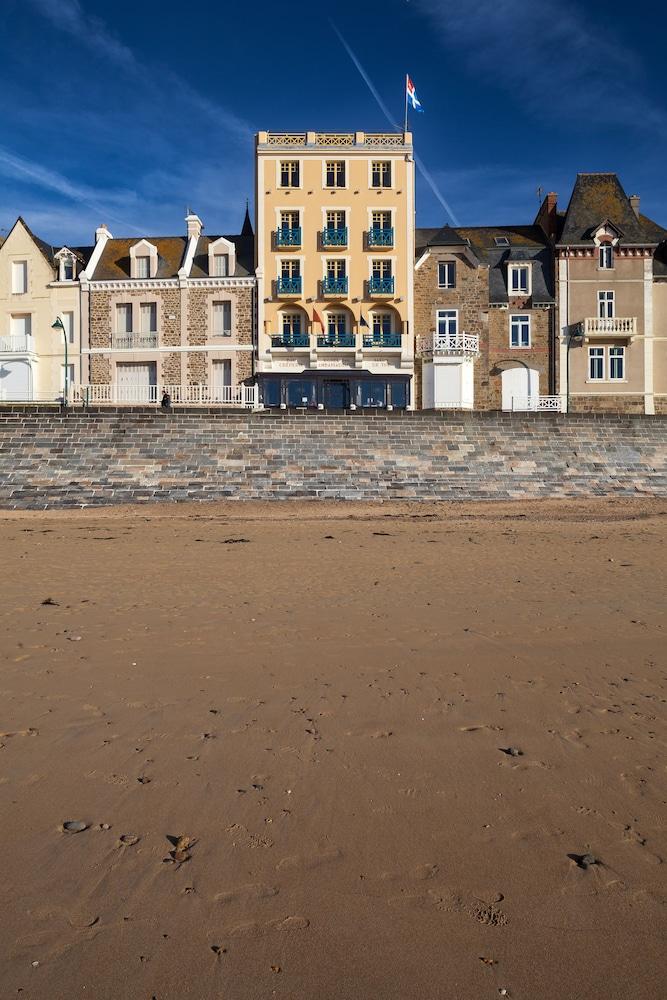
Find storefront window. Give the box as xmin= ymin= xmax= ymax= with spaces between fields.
xmin=359 ymin=380 xmax=386 ymax=408
xmin=286 ymin=379 xmax=316 ymax=407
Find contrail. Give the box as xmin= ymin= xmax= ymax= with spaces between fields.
xmin=330 ymin=21 xmax=460 ymax=228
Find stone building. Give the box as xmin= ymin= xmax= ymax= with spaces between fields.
xmin=415 ymin=224 xmax=555 ymax=410
xmin=80 ymin=210 xmax=255 ymax=403
xmin=546 ymin=174 xmax=667 ymax=414
xmin=0 ymin=217 xmax=92 ymax=400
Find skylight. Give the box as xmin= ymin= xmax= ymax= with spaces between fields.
xmin=494 ymin=236 xmax=510 ymax=247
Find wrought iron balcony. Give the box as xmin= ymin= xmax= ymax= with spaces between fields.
xmin=275 ymin=227 xmax=302 ymax=247
xmin=581 ymin=317 xmax=636 ymax=340
xmin=111 ymin=332 xmax=159 ymax=349
xmin=368 ymin=276 xmax=395 ymax=295
xmin=321 ymin=275 xmax=349 ymax=296
xmin=368 ymin=227 xmax=394 ymax=247
xmin=317 ymin=333 xmax=355 ymax=348
xmin=276 ymin=276 xmax=302 ymax=295
xmin=421 ymin=332 xmax=480 ymax=357
xmin=270 ymin=332 xmax=309 ymax=348
xmin=363 ymin=331 xmax=402 ymax=348
xmin=321 ymin=227 xmax=348 ymax=247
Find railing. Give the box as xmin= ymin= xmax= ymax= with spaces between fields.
xmin=321 ymin=276 xmax=349 ymax=296
xmin=422 ymin=332 xmax=480 ymax=356
xmin=321 ymin=227 xmax=348 ymax=247
xmin=315 ymin=133 xmax=355 ymax=146
xmin=368 ymin=276 xmax=395 ymax=295
xmin=368 ymin=227 xmax=394 ymax=247
xmin=0 ymin=334 xmax=33 ymax=352
xmin=111 ymin=332 xmax=159 ymax=350
xmin=317 ymin=333 xmax=355 ymax=348
xmin=275 ymin=227 xmax=302 ymax=247
xmin=276 ymin=276 xmax=302 ymax=295
xmin=582 ymin=317 xmax=636 ymax=338
xmin=75 ymin=384 xmax=260 ymax=407
xmin=262 ymin=132 xmax=407 ymax=148
xmin=511 ymin=396 xmax=563 ymax=412
xmin=270 ymin=332 xmax=310 ymax=348
xmin=363 ymin=332 xmax=402 ymax=348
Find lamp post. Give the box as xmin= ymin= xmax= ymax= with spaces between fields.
xmin=566 ymin=325 xmax=585 ymax=413
xmin=51 ymin=316 xmax=68 ymax=406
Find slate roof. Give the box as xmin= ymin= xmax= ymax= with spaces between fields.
xmin=3 ymin=217 xmax=93 ymax=269
xmin=190 ymin=232 xmax=254 ymax=278
xmin=415 ymin=225 xmax=465 ymax=256
xmin=91 ymin=237 xmax=188 ymax=280
xmin=557 ymin=174 xmax=663 ymax=247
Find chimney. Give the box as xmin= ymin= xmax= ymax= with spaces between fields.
xmin=95 ymin=223 xmax=112 ymax=243
xmin=535 ymin=192 xmax=558 ymax=241
xmin=186 ymin=213 xmax=203 ymax=240
xmin=629 ymin=194 xmax=640 ymax=218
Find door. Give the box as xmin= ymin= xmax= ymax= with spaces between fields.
xmin=212 ymin=360 xmax=232 ymax=403
xmin=115 ymin=362 xmax=157 ymax=403
xmin=501 ymin=367 xmax=539 ymax=411
xmin=323 ymin=380 xmax=349 ymax=409
xmin=434 ymin=362 xmax=463 ymax=408
xmin=0 ymin=359 xmax=32 ymax=400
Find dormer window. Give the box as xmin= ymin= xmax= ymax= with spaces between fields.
xmin=599 ymin=245 xmax=614 ymax=269
xmin=508 ymin=263 xmax=531 ymax=296
xmin=207 ymin=236 xmax=236 ymax=278
xmin=213 ymin=254 xmax=229 ymax=277
xmin=136 ymin=256 xmax=150 ymax=279
xmin=129 ymin=240 xmax=158 ymax=279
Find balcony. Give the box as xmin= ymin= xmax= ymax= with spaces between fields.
xmin=367 ymin=227 xmax=394 ymax=248
xmin=321 ymin=275 xmax=349 ymax=297
xmin=111 ymin=332 xmax=158 ymax=350
xmin=275 ymin=227 xmax=302 ymax=248
xmin=270 ymin=332 xmax=309 ymax=348
xmin=363 ymin=331 xmax=402 ymax=349
xmin=276 ymin=276 xmax=302 ymax=296
xmin=581 ymin=317 xmax=636 ymax=340
xmin=368 ymin=276 xmax=395 ymax=296
xmin=0 ymin=334 xmax=33 ymax=353
xmin=421 ymin=332 xmax=480 ymax=357
xmin=317 ymin=333 xmax=355 ymax=348
xmin=321 ymin=227 xmax=348 ymax=247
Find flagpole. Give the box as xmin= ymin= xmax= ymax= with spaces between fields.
xmin=404 ymin=73 xmax=409 ymax=134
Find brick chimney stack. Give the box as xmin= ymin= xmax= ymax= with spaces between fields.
xmin=629 ymin=195 xmax=641 ymax=218
xmin=535 ymin=192 xmax=559 ymax=241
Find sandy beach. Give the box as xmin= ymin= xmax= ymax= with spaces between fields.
xmin=0 ymin=498 xmax=665 ymax=1000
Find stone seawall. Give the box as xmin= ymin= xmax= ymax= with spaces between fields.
xmin=0 ymin=407 xmax=665 ymax=508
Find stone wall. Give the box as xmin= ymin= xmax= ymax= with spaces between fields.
xmin=570 ymin=395 xmax=646 ymax=414
xmin=0 ymin=409 xmax=664 ymax=508
xmin=484 ymin=306 xmax=552 ymax=410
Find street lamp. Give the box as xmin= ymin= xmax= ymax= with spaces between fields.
xmin=51 ymin=316 xmax=68 ymax=406
xmin=566 ymin=325 xmax=585 ymax=413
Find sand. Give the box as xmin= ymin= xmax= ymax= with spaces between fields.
xmin=0 ymin=498 xmax=665 ymax=1000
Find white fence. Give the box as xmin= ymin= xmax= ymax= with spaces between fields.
xmin=0 ymin=334 xmax=32 ymax=353
xmin=75 ymin=384 xmax=261 ymax=408
xmin=511 ymin=396 xmax=563 ymax=412
xmin=421 ymin=332 xmax=480 ymax=356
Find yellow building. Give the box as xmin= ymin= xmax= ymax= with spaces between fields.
xmin=255 ymin=131 xmax=415 ymax=409
xmin=0 ymin=218 xmax=90 ymax=401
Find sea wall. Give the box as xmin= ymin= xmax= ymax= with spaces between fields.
xmin=0 ymin=407 xmax=665 ymax=508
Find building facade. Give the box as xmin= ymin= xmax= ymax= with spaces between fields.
xmin=80 ymin=211 xmax=256 ymax=403
xmin=548 ymin=174 xmax=667 ymax=414
xmin=254 ymin=131 xmax=415 ymax=409
xmin=415 ymin=224 xmax=556 ymax=410
xmin=0 ymin=217 xmax=91 ymax=401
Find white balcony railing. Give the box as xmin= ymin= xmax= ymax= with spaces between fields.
xmin=0 ymin=334 xmax=33 ymax=353
xmin=421 ymin=332 xmax=480 ymax=357
xmin=111 ymin=332 xmax=159 ymax=350
xmin=75 ymin=383 xmax=260 ymax=408
xmin=582 ymin=317 xmax=636 ymax=339
xmin=511 ymin=396 xmax=563 ymax=412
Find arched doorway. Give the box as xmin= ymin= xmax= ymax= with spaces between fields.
xmin=0 ymin=359 xmax=32 ymax=401
xmin=501 ymin=366 xmax=539 ymax=411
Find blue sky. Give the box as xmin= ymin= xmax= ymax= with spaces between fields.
xmin=1 ymin=0 xmax=666 ymax=245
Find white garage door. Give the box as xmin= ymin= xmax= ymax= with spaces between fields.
xmin=0 ymin=359 xmax=32 ymax=400
xmin=502 ymin=367 xmax=539 ymax=411
xmin=115 ymin=362 xmax=157 ymax=403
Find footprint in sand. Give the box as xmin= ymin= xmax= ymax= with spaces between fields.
xmin=224 ymin=916 xmax=309 ymax=938
xmin=215 ymin=884 xmax=279 ymax=904
xmin=276 ymin=848 xmax=342 ymax=872
xmin=623 ymin=826 xmax=663 ymax=865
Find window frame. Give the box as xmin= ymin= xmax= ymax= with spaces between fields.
xmin=324 ymin=160 xmax=346 ymax=189
xmin=508 ymin=263 xmax=531 ymax=297
xmin=609 ymin=345 xmax=625 ymax=381
xmin=510 ymin=313 xmax=531 ymax=349
xmin=370 ymin=160 xmax=392 ymax=189
xmin=212 ymin=300 xmax=232 ymax=337
xmin=436 ymin=309 xmax=458 ymax=337
xmin=599 ymin=244 xmax=614 ymax=270
xmin=279 ymin=160 xmax=301 ymax=189
xmin=11 ymin=260 xmax=28 ymax=294
xmin=598 ymin=290 xmax=615 ymax=319
xmin=437 ymin=260 xmax=456 ymax=289
xmin=588 ymin=346 xmax=605 ymax=381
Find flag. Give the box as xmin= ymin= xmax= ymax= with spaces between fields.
xmin=313 ymin=308 xmax=324 ymax=328
xmin=360 ymin=315 xmax=368 ymax=327
xmin=407 ymin=76 xmax=423 ymax=112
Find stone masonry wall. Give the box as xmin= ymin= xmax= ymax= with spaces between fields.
xmin=485 ymin=306 xmax=552 ymax=410
xmin=0 ymin=409 xmax=664 ymax=508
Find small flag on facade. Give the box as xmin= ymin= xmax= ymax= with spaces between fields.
xmin=406 ymin=76 xmax=424 ymax=112
xmin=313 ymin=308 xmax=323 ymax=328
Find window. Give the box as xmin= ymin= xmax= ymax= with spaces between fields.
xmin=436 ymin=309 xmax=458 ymax=336
xmin=589 ymin=347 xmax=604 ymax=380
xmin=609 ymin=346 xmax=625 ymax=380
xmin=282 ymin=312 xmax=302 ymax=335
xmin=116 ymin=303 xmax=132 ymax=333
xmin=509 ymin=264 xmax=530 ymax=295
xmin=438 ymin=261 xmax=456 ymax=289
xmin=371 ymin=160 xmax=391 ymax=188
xmin=280 ymin=211 xmax=299 ymax=231
xmin=10 ymin=314 xmax=31 ymax=341
xmin=510 ymin=314 xmax=531 ymax=348
xmin=325 ymin=161 xmax=345 ymax=187
xmin=12 ymin=260 xmax=28 ymax=294
xmin=598 ymin=291 xmax=614 ymax=319
xmin=599 ymin=244 xmax=614 ymax=269
xmin=135 ymin=255 xmax=150 ymax=279
xmin=327 ymin=312 xmax=347 ymax=336
xmin=372 ymin=259 xmax=392 ymax=280
xmin=372 ymin=312 xmax=392 ymax=335
xmin=281 ymin=259 xmax=300 ymax=279
xmin=212 ymin=359 xmax=232 ymax=388
xmin=59 ymin=255 xmax=75 ymax=281
xmin=372 ymin=210 xmax=391 ymax=231
xmin=61 ymin=363 xmax=75 ymax=387
xmin=286 ymin=379 xmax=316 ymax=407
xmin=140 ymin=302 xmax=157 ymax=333
xmin=359 ymin=379 xmax=386 ymax=407
xmin=326 ymin=210 xmax=345 ymax=229
xmin=494 ymin=236 xmax=510 ymax=248
xmin=62 ymin=311 xmax=75 ymax=344
xmin=212 ymin=301 xmax=232 ymax=337
xmin=280 ymin=160 xmax=300 ymax=187
xmin=326 ymin=259 xmax=346 ymax=279
xmin=213 ymin=254 xmax=229 ymax=277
